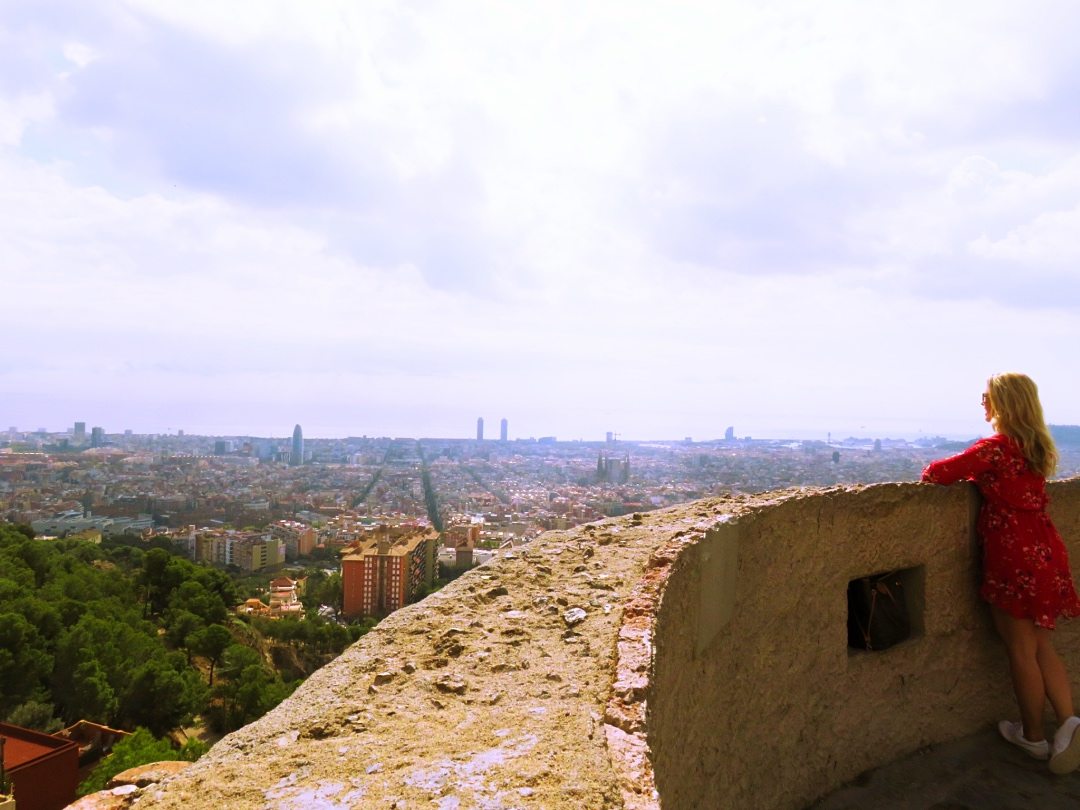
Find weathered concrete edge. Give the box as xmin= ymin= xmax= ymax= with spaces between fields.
xmin=601 ymin=491 xmax=800 ymax=809
xmin=111 ymin=497 xmax=753 ymax=808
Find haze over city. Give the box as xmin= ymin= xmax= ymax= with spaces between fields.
xmin=3 ymin=1 xmax=1079 ymax=441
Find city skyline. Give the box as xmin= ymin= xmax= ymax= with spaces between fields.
xmin=12 ymin=415 xmax=1080 ymax=444
xmin=3 ymin=2 xmax=1080 ymax=441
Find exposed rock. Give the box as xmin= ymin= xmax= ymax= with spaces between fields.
xmin=109 ymin=760 xmax=192 ymax=788
xmin=66 ymin=787 xmax=135 ymax=810
xmin=434 ymin=675 xmax=467 ymax=695
xmin=563 ymin=607 xmax=588 ymax=627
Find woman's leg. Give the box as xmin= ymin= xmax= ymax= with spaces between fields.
xmin=992 ymin=606 xmax=1047 ymax=740
xmin=1035 ymin=627 xmax=1075 ymax=723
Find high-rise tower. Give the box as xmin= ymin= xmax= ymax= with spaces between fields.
xmin=476 ymin=417 xmax=484 ymax=441
xmin=291 ymin=424 xmax=304 ymax=466
xmin=74 ymin=422 xmax=86 ymax=444
xmin=500 ymin=418 xmax=508 ymax=442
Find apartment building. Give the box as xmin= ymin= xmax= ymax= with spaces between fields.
xmin=341 ymin=527 xmax=438 ymax=618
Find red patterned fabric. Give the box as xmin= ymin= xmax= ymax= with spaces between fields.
xmin=922 ymin=433 xmax=1080 ymax=629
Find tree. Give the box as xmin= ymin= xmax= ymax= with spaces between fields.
xmin=169 ymin=580 xmax=228 ymax=626
xmin=308 ymin=572 xmax=342 ymax=614
xmin=77 ymin=727 xmax=207 ymax=797
xmin=217 ymin=643 xmax=262 ymax=681
xmin=119 ymin=658 xmax=206 ymax=737
xmin=213 ymin=664 xmax=293 ymax=733
xmin=67 ymin=660 xmax=119 ymax=724
xmin=53 ymin=615 xmax=162 ymax=724
xmin=188 ymin=624 xmax=232 ymax=686
xmin=0 ymin=613 xmax=52 ymax=716
xmin=139 ymin=548 xmax=186 ymax=616
xmin=5 ymin=700 xmax=62 ymax=733
xmin=164 ymin=609 xmax=205 ymax=661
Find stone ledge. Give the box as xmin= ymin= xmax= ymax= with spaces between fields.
xmin=74 ymin=480 xmax=1080 ymax=809
xmin=117 ymin=496 xmax=741 ymax=809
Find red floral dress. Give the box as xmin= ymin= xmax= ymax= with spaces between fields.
xmin=922 ymin=433 xmax=1080 ymax=629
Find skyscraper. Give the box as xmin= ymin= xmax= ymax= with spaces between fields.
xmin=74 ymin=422 xmax=86 ymax=444
xmin=476 ymin=417 xmax=484 ymax=441
xmin=500 ymin=418 xmax=508 ymax=442
xmin=291 ymin=424 xmax=304 ymax=466
xmin=90 ymin=427 xmax=105 ymax=447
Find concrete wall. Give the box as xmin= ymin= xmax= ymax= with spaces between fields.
xmin=84 ymin=482 xmax=1080 ymax=809
xmin=648 ymin=480 xmax=1080 ymax=810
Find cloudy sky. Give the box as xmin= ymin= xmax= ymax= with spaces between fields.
xmin=2 ymin=1 xmax=1079 ymax=441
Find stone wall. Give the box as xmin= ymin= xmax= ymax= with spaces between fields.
xmin=84 ymin=480 xmax=1080 ymax=809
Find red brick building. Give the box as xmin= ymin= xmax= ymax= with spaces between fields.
xmin=341 ymin=528 xmax=437 ymax=618
xmin=0 ymin=722 xmax=79 ymax=810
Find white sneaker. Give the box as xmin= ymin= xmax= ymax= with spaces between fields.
xmin=1050 ymin=716 xmax=1080 ymax=774
xmin=998 ymin=720 xmax=1049 ymax=760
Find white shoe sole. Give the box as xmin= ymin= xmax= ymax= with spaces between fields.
xmin=1050 ymin=725 xmax=1080 ymax=774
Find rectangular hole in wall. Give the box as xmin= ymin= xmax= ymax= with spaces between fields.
xmin=847 ymin=565 xmax=925 ymax=653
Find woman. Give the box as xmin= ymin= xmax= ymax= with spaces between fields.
xmin=922 ymin=373 xmax=1080 ymax=773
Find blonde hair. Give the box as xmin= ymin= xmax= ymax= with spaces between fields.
xmin=986 ymin=372 xmax=1058 ymax=477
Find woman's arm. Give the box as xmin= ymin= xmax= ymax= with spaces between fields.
xmin=921 ymin=437 xmax=1000 ymax=485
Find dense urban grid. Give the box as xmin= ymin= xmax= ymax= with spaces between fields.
xmin=6 ymin=424 xmax=1080 ymax=559
xmin=0 ymin=430 xmax=942 ymax=534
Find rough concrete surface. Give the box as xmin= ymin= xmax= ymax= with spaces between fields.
xmin=124 ymin=499 xmax=730 ymax=809
xmin=811 ymin=726 xmax=1080 ymax=809
xmin=647 ymin=479 xmax=1080 ymax=810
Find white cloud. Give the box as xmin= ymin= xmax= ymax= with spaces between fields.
xmin=0 ymin=91 xmax=52 ymax=146
xmin=3 ymin=0 xmax=1080 ymax=436
xmin=969 ymin=206 xmax=1080 ymax=264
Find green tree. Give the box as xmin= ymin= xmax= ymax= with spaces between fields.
xmin=214 ymin=664 xmax=293 ymax=733
xmin=68 ymin=660 xmax=119 ymax=724
xmin=138 ymin=548 xmax=189 ymax=616
xmin=169 ymin=580 xmax=228 ymax=626
xmin=53 ymin=614 xmax=161 ymax=724
xmin=5 ymin=700 xmax=62 ymax=733
xmin=217 ymin=643 xmax=262 ymax=681
xmin=307 ymin=572 xmax=342 ymax=613
xmin=188 ymin=624 xmax=232 ymax=686
xmin=77 ymin=727 xmax=206 ymax=797
xmin=0 ymin=612 xmax=52 ymax=716
xmin=119 ymin=658 xmax=206 ymax=737
xmin=164 ymin=609 xmax=205 ymax=660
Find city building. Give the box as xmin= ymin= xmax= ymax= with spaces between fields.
xmin=443 ymin=520 xmax=479 ymax=568
xmin=90 ymin=427 xmax=104 ymax=448
xmin=186 ymin=529 xmax=284 ymax=572
xmin=341 ymin=527 xmax=438 ymax=618
xmin=268 ymin=576 xmax=305 ymax=616
xmin=291 ymin=424 xmax=304 ymax=466
xmin=0 ymin=722 xmax=79 ymax=810
xmin=73 ymin=422 xmax=86 ymax=445
xmin=596 ymin=453 xmax=631 ymax=484
xmin=476 ymin=417 xmax=484 ymax=441
xmin=270 ymin=520 xmax=317 ymax=559
xmin=54 ymin=720 xmax=128 ymax=771
xmin=500 ymin=418 xmax=508 ymax=442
